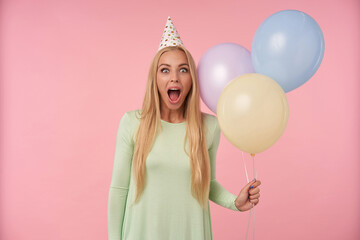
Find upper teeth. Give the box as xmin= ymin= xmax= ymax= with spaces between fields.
xmin=169 ymin=88 xmax=179 ymax=90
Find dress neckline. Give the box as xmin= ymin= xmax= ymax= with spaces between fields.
xmin=160 ymin=119 xmax=186 ymax=125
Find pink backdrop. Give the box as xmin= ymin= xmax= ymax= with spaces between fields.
xmin=1 ymin=0 xmax=359 ymax=239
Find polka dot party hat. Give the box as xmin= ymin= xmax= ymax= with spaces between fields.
xmin=158 ymin=16 xmax=184 ymax=51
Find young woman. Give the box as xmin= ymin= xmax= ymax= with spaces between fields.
xmin=108 ymin=17 xmax=261 ymax=240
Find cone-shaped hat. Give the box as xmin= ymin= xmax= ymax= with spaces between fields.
xmin=158 ymin=16 xmax=184 ymax=51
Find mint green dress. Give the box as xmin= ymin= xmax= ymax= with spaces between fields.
xmin=107 ymin=109 xmax=240 ymax=240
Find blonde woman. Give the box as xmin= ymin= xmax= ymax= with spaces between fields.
xmin=108 ymin=17 xmax=261 ymax=240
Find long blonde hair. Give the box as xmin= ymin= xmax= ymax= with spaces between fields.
xmin=132 ymin=45 xmax=211 ymax=210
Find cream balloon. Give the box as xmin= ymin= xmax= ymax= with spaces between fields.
xmin=217 ymin=73 xmax=289 ymax=154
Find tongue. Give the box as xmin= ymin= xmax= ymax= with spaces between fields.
xmin=169 ymin=90 xmax=180 ymax=101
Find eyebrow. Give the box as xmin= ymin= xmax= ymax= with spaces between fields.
xmin=158 ymin=63 xmax=189 ymax=68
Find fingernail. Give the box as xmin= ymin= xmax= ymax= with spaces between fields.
xmin=250 ymin=186 xmax=254 ymax=189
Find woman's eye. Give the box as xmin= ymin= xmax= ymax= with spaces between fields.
xmin=161 ymin=68 xmax=169 ymax=73
xmin=180 ymin=68 xmax=188 ymax=73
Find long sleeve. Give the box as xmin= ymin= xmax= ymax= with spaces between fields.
xmin=208 ymin=118 xmax=240 ymax=211
xmin=107 ymin=112 xmax=135 ymax=240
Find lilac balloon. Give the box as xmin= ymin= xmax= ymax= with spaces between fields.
xmin=197 ymin=43 xmax=255 ymax=113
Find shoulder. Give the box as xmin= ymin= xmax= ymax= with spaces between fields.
xmin=119 ymin=109 xmax=141 ymax=131
xmin=121 ymin=109 xmax=142 ymax=126
xmin=202 ymin=112 xmax=218 ymax=130
xmin=118 ymin=109 xmax=141 ymax=142
xmin=202 ymin=112 xmax=220 ymax=148
xmin=123 ymin=109 xmax=141 ymax=121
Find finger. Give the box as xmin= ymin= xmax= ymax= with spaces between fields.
xmin=248 ymin=180 xmax=261 ymax=193
xmin=247 ymin=179 xmax=257 ymax=188
xmin=249 ymin=187 xmax=260 ymax=195
xmin=244 ymin=179 xmax=257 ymax=192
xmin=249 ymin=193 xmax=260 ymax=200
xmin=252 ymin=180 xmax=261 ymax=188
xmin=250 ymin=198 xmax=259 ymax=204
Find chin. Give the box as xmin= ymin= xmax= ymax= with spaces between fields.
xmin=165 ymin=98 xmax=185 ymax=110
xmin=167 ymin=103 xmax=184 ymax=110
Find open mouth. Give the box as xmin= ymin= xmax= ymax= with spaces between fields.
xmin=167 ymin=89 xmax=181 ymax=103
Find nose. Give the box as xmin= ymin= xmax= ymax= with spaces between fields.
xmin=170 ymin=71 xmax=179 ymax=82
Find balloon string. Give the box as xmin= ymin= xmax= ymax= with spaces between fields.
xmin=242 ymin=151 xmax=249 ymax=183
xmin=243 ymin=153 xmax=257 ymax=240
xmin=252 ymin=155 xmax=256 ymax=240
xmin=253 ymin=154 xmax=257 ymax=180
xmin=245 ymin=204 xmax=251 ymax=239
xmin=252 ymin=202 xmax=255 ymax=240
xmin=243 ymin=151 xmax=251 ymax=239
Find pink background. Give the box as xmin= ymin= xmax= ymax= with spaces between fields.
xmin=1 ymin=0 xmax=359 ymax=239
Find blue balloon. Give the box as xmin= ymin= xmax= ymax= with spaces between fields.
xmin=251 ymin=10 xmax=325 ymax=92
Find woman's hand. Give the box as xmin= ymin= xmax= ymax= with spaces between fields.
xmin=235 ymin=179 xmax=261 ymax=212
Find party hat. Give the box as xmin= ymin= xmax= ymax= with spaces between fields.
xmin=158 ymin=16 xmax=184 ymax=51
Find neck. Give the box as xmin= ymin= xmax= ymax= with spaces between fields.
xmin=160 ymin=104 xmax=185 ymax=123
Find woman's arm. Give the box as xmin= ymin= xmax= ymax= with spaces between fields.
xmin=107 ymin=112 xmax=134 ymax=239
xmin=208 ymin=118 xmax=241 ymax=211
